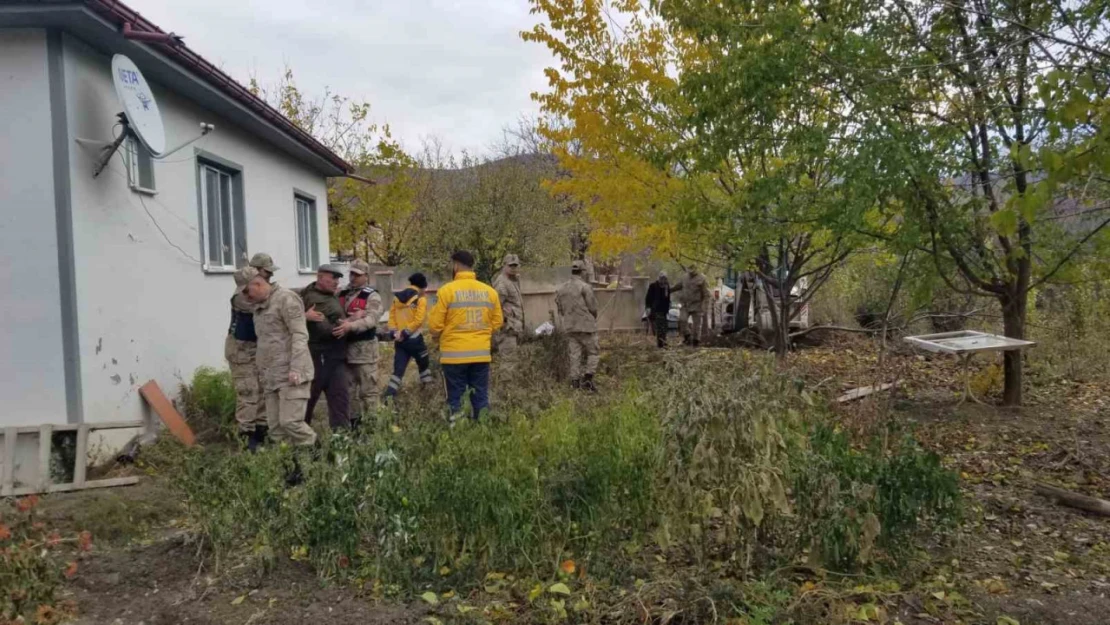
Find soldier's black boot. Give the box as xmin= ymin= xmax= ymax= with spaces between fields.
xmin=570 ymin=378 xmax=581 ymax=390
xmin=284 ymin=457 xmax=304 ymax=487
xmin=581 ymin=374 xmax=598 ymax=393
xmin=239 ymin=431 xmax=254 ymax=452
xmin=246 ymin=426 xmax=267 ymax=453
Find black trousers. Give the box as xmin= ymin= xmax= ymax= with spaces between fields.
xmin=651 ymin=312 xmax=669 ymax=348
xmin=305 ymin=350 xmax=351 ymax=429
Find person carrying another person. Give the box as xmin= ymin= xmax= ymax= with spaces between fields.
xmin=227 ymin=266 xmax=268 ymax=451
xmin=384 ymin=273 xmax=434 ymax=398
xmin=428 ymin=251 xmax=503 ymax=423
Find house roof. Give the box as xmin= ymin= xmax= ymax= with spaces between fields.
xmin=0 ymin=0 xmax=353 ymax=176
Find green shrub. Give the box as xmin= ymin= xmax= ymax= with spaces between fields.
xmin=1 ymin=496 xmax=87 ymax=623
xmin=179 ymin=367 xmax=236 ymax=441
xmin=794 ymin=425 xmax=960 ymax=569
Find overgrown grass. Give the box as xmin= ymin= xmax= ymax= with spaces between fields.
xmin=173 ymin=347 xmax=960 ymax=602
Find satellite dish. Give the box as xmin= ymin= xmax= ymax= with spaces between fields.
xmin=111 ymin=54 xmax=165 ymax=156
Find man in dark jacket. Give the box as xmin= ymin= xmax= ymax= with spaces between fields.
xmin=645 ymin=272 xmax=671 ymax=348
xmin=300 ymin=264 xmax=351 ymax=430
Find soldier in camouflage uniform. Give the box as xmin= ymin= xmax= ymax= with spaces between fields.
xmin=672 ymin=267 xmax=711 ymax=346
xmin=555 ymin=260 xmax=600 ymax=391
xmin=492 ymin=253 xmax=525 ymax=356
xmin=226 ymin=266 xmax=267 ymax=451
xmin=335 ymin=260 xmax=383 ymax=425
xmin=245 ymin=274 xmax=316 ymax=449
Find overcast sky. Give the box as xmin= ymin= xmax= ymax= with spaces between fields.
xmin=130 ymin=0 xmax=554 ymax=155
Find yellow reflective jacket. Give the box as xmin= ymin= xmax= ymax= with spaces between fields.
xmin=428 ymin=271 xmax=503 ymax=364
xmin=388 ymin=288 xmax=427 ymax=338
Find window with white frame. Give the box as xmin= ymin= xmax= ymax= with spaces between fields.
xmin=125 ymin=136 xmax=155 ymax=193
xmin=295 ymin=195 xmax=319 ymax=272
xmin=198 ymin=159 xmax=245 ymax=271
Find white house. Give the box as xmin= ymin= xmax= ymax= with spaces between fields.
xmin=0 ymin=0 xmax=351 ymax=482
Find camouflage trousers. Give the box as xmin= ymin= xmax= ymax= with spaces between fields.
xmin=229 ymin=360 xmax=267 ymax=433
xmin=347 ymin=360 xmax=381 ymax=419
xmin=680 ymin=310 xmax=706 ymax=342
xmin=566 ymin=332 xmax=599 ymax=380
xmin=264 ymin=383 xmax=317 ymax=447
xmin=493 ymin=331 xmax=519 ymax=356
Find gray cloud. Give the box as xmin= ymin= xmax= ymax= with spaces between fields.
xmin=130 ymin=0 xmax=553 ymax=155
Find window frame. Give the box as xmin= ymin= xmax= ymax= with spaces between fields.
xmin=195 ymin=150 xmax=246 ymax=273
xmin=124 ymin=136 xmax=156 ymax=195
xmin=294 ymin=191 xmax=319 ymax=273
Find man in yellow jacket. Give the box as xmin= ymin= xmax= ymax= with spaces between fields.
xmin=428 ymin=251 xmax=503 ymax=421
xmin=384 ymin=272 xmax=433 ymax=398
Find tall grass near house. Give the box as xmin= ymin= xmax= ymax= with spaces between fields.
xmin=174 ymin=351 xmax=960 ymax=592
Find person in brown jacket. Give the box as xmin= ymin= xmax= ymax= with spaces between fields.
xmin=555 ymin=260 xmax=599 ymax=391
xmin=226 ymin=266 xmax=267 ymax=451
xmin=492 ymin=253 xmax=525 ymax=355
xmin=245 ymin=274 xmax=316 ymax=449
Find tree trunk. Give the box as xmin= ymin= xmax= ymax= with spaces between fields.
xmin=735 ymin=277 xmax=752 ymax=331
xmin=1000 ymin=290 xmax=1027 ymax=406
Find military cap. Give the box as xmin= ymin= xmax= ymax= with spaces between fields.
xmin=249 ymin=253 xmax=279 ymax=273
xmin=233 ymin=266 xmax=259 ymax=287
xmin=571 ymin=260 xmax=585 ymax=272
xmin=502 ymin=253 xmax=521 ymax=267
xmin=349 ymin=259 xmax=371 ymax=275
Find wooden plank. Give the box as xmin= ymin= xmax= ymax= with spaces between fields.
xmin=74 ymin=424 xmax=89 ymax=488
xmin=139 ymin=380 xmax=195 ymax=447
xmin=837 ymin=381 xmax=900 ymax=403
xmin=39 ymin=424 xmax=53 ymax=491
xmin=11 ymin=476 xmax=141 ymax=497
xmin=1 ymin=427 xmax=15 ymax=497
xmin=12 ymin=420 xmax=144 ymax=435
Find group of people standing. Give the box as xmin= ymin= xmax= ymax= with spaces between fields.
xmin=223 ymin=249 xmax=604 ymax=470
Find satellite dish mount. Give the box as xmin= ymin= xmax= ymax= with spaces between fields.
xmin=92 ymin=112 xmax=135 ymax=178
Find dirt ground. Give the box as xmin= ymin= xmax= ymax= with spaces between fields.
xmin=24 ymin=332 xmax=1110 ymax=624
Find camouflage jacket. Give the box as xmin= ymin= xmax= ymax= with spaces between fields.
xmin=555 ymin=276 xmax=598 ymax=334
xmin=673 ymin=273 xmax=711 ymax=313
xmin=492 ymin=271 xmax=524 ymax=334
xmin=254 ymin=285 xmax=314 ymax=391
xmin=224 ymin=288 xmax=257 ymax=365
xmin=339 ymin=285 xmax=383 ymax=364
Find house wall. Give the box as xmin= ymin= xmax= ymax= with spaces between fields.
xmin=0 ymin=29 xmax=69 ymax=428
xmin=60 ymin=35 xmax=330 ymax=439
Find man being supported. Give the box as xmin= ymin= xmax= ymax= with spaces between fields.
xmin=227 ymin=266 xmax=267 ymax=451
xmin=385 ymin=272 xmax=433 ymax=398
xmin=491 ymin=254 xmax=524 ymax=356
xmin=245 ymin=273 xmax=316 ymax=449
xmin=300 ymin=264 xmax=351 ymax=430
xmin=645 ymin=271 xmax=671 ymax=349
xmin=335 ymin=260 xmax=383 ymax=426
xmin=429 ymin=251 xmax=503 ymax=422
xmin=555 ymin=260 xmax=600 ymax=391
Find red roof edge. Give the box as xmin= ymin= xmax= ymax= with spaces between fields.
xmin=85 ymin=0 xmax=352 ymax=174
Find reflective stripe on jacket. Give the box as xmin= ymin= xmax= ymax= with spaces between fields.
xmin=428 ymin=271 xmax=503 ymax=364
xmin=389 ymin=288 xmax=427 ymax=338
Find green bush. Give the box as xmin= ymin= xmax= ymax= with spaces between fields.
xmin=794 ymin=425 xmax=960 ymax=569
xmin=178 ymin=367 xmax=236 ymax=441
